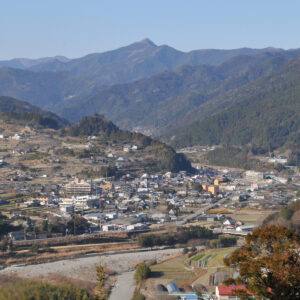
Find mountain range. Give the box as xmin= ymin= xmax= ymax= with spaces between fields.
xmin=172 ymin=56 xmax=300 ymax=151
xmin=60 ymin=51 xmax=300 ymax=134
xmin=0 ymin=39 xmax=297 ymax=111
xmin=0 ymin=39 xmax=299 ymax=156
xmin=0 ymin=56 xmax=69 ymax=70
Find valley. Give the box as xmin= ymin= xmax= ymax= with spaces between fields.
xmin=0 ymin=37 xmax=299 ymax=300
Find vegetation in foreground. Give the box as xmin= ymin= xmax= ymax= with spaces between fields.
xmin=137 ymin=225 xmax=213 ymax=247
xmin=0 ymin=280 xmax=95 ymax=300
xmin=224 ymin=225 xmax=300 ymax=299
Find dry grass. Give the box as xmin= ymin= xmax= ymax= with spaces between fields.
xmin=227 ymin=209 xmax=275 ymax=226
xmin=150 ymin=254 xmax=196 ymax=284
xmin=13 ymin=232 xmax=130 ymax=250
xmin=46 ymin=273 xmax=97 ymax=293
xmin=205 ymin=208 xmax=233 ymax=214
xmin=1 ymin=242 xmax=139 ymax=266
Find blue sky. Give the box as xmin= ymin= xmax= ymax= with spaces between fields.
xmin=1 ymin=0 xmax=300 ymax=59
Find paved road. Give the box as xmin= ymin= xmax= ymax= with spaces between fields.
xmin=177 ymin=197 xmax=228 ymax=225
xmin=109 ymin=271 xmax=135 ymax=300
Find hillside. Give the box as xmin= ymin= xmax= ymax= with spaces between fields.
xmin=0 ymin=68 xmax=105 ymax=110
xmin=67 ymin=114 xmax=194 ymax=173
xmin=60 ymin=52 xmax=295 ymax=131
xmin=263 ymin=200 xmax=300 ymax=234
xmin=171 ymin=56 xmax=300 ymax=152
xmin=0 ymin=98 xmax=194 ymax=173
xmin=0 ymin=96 xmax=70 ymax=129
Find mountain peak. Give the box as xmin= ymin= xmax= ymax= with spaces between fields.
xmin=139 ymin=38 xmax=157 ymax=47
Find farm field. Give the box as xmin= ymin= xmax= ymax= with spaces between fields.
xmin=147 ymin=246 xmax=238 ymax=292
xmin=227 ymin=209 xmax=275 ymax=226
xmin=150 ymin=254 xmax=196 ymax=283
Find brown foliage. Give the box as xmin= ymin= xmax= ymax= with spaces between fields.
xmin=224 ymin=225 xmax=300 ymax=299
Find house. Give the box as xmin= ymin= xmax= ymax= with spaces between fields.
xmin=236 ymin=225 xmax=256 ymax=233
xmin=126 ymin=223 xmax=147 ymax=231
xmin=8 ymin=231 xmax=25 ymax=241
xmin=0 ymin=160 xmax=8 ymax=168
xmin=223 ymin=219 xmax=236 ymax=230
xmin=60 ymin=204 xmax=74 ymax=213
xmin=216 ymin=285 xmax=253 ymax=300
xmin=123 ymin=145 xmax=130 ymax=152
xmin=102 ymin=224 xmax=119 ymax=232
xmin=11 ymin=133 xmax=25 ymax=140
xmin=35 ymin=196 xmax=51 ymax=206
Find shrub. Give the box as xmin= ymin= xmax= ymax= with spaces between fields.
xmin=29 ymin=244 xmax=41 ymax=253
xmin=0 ymin=280 xmax=94 ymax=300
xmin=134 ymin=263 xmax=151 ymax=283
xmin=191 ymin=246 xmax=197 ymax=253
xmin=132 ymin=291 xmax=145 ymax=300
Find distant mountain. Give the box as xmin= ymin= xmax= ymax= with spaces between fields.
xmin=60 ymin=51 xmax=297 ymax=133
xmin=0 ymin=68 xmax=105 ymax=110
xmin=0 ymin=40 xmax=299 ymax=114
xmin=28 ymin=39 xmax=290 ymax=87
xmin=170 ymin=56 xmax=300 ymax=151
xmin=0 ymin=56 xmax=69 ymax=69
xmin=0 ymin=96 xmax=70 ymax=129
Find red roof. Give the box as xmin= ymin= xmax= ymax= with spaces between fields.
xmin=217 ymin=285 xmax=252 ymax=296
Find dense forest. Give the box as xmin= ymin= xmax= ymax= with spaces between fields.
xmin=0 ymin=96 xmax=69 ymax=129
xmin=172 ymin=57 xmax=300 ymax=156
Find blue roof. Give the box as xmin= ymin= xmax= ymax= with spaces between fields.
xmin=167 ymin=282 xmax=179 ymax=292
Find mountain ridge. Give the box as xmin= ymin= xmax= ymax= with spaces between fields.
xmin=59 ymin=51 xmax=297 ymax=133
xmin=169 ymin=56 xmax=300 ymax=151
xmin=0 ymin=96 xmax=70 ymax=129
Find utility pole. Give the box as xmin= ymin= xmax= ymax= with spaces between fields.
xmin=73 ymin=214 xmax=76 ymax=235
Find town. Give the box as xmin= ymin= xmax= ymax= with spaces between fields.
xmin=0 ymin=120 xmax=299 ymax=299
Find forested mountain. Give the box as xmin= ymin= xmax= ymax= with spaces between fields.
xmin=0 ymin=40 xmax=299 ymax=158
xmin=0 ymin=96 xmax=70 ymax=129
xmin=68 ymin=114 xmax=194 ymax=173
xmin=0 ymin=39 xmax=299 ymax=119
xmin=0 ymin=96 xmax=193 ymax=173
xmin=60 ymin=52 xmax=297 ymax=132
xmin=27 ymin=39 xmax=287 ymax=85
xmin=0 ymin=68 xmax=105 ymax=110
xmin=170 ymin=56 xmax=300 ymax=152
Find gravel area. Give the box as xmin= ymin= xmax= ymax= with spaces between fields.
xmin=0 ymin=248 xmax=182 ymax=299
